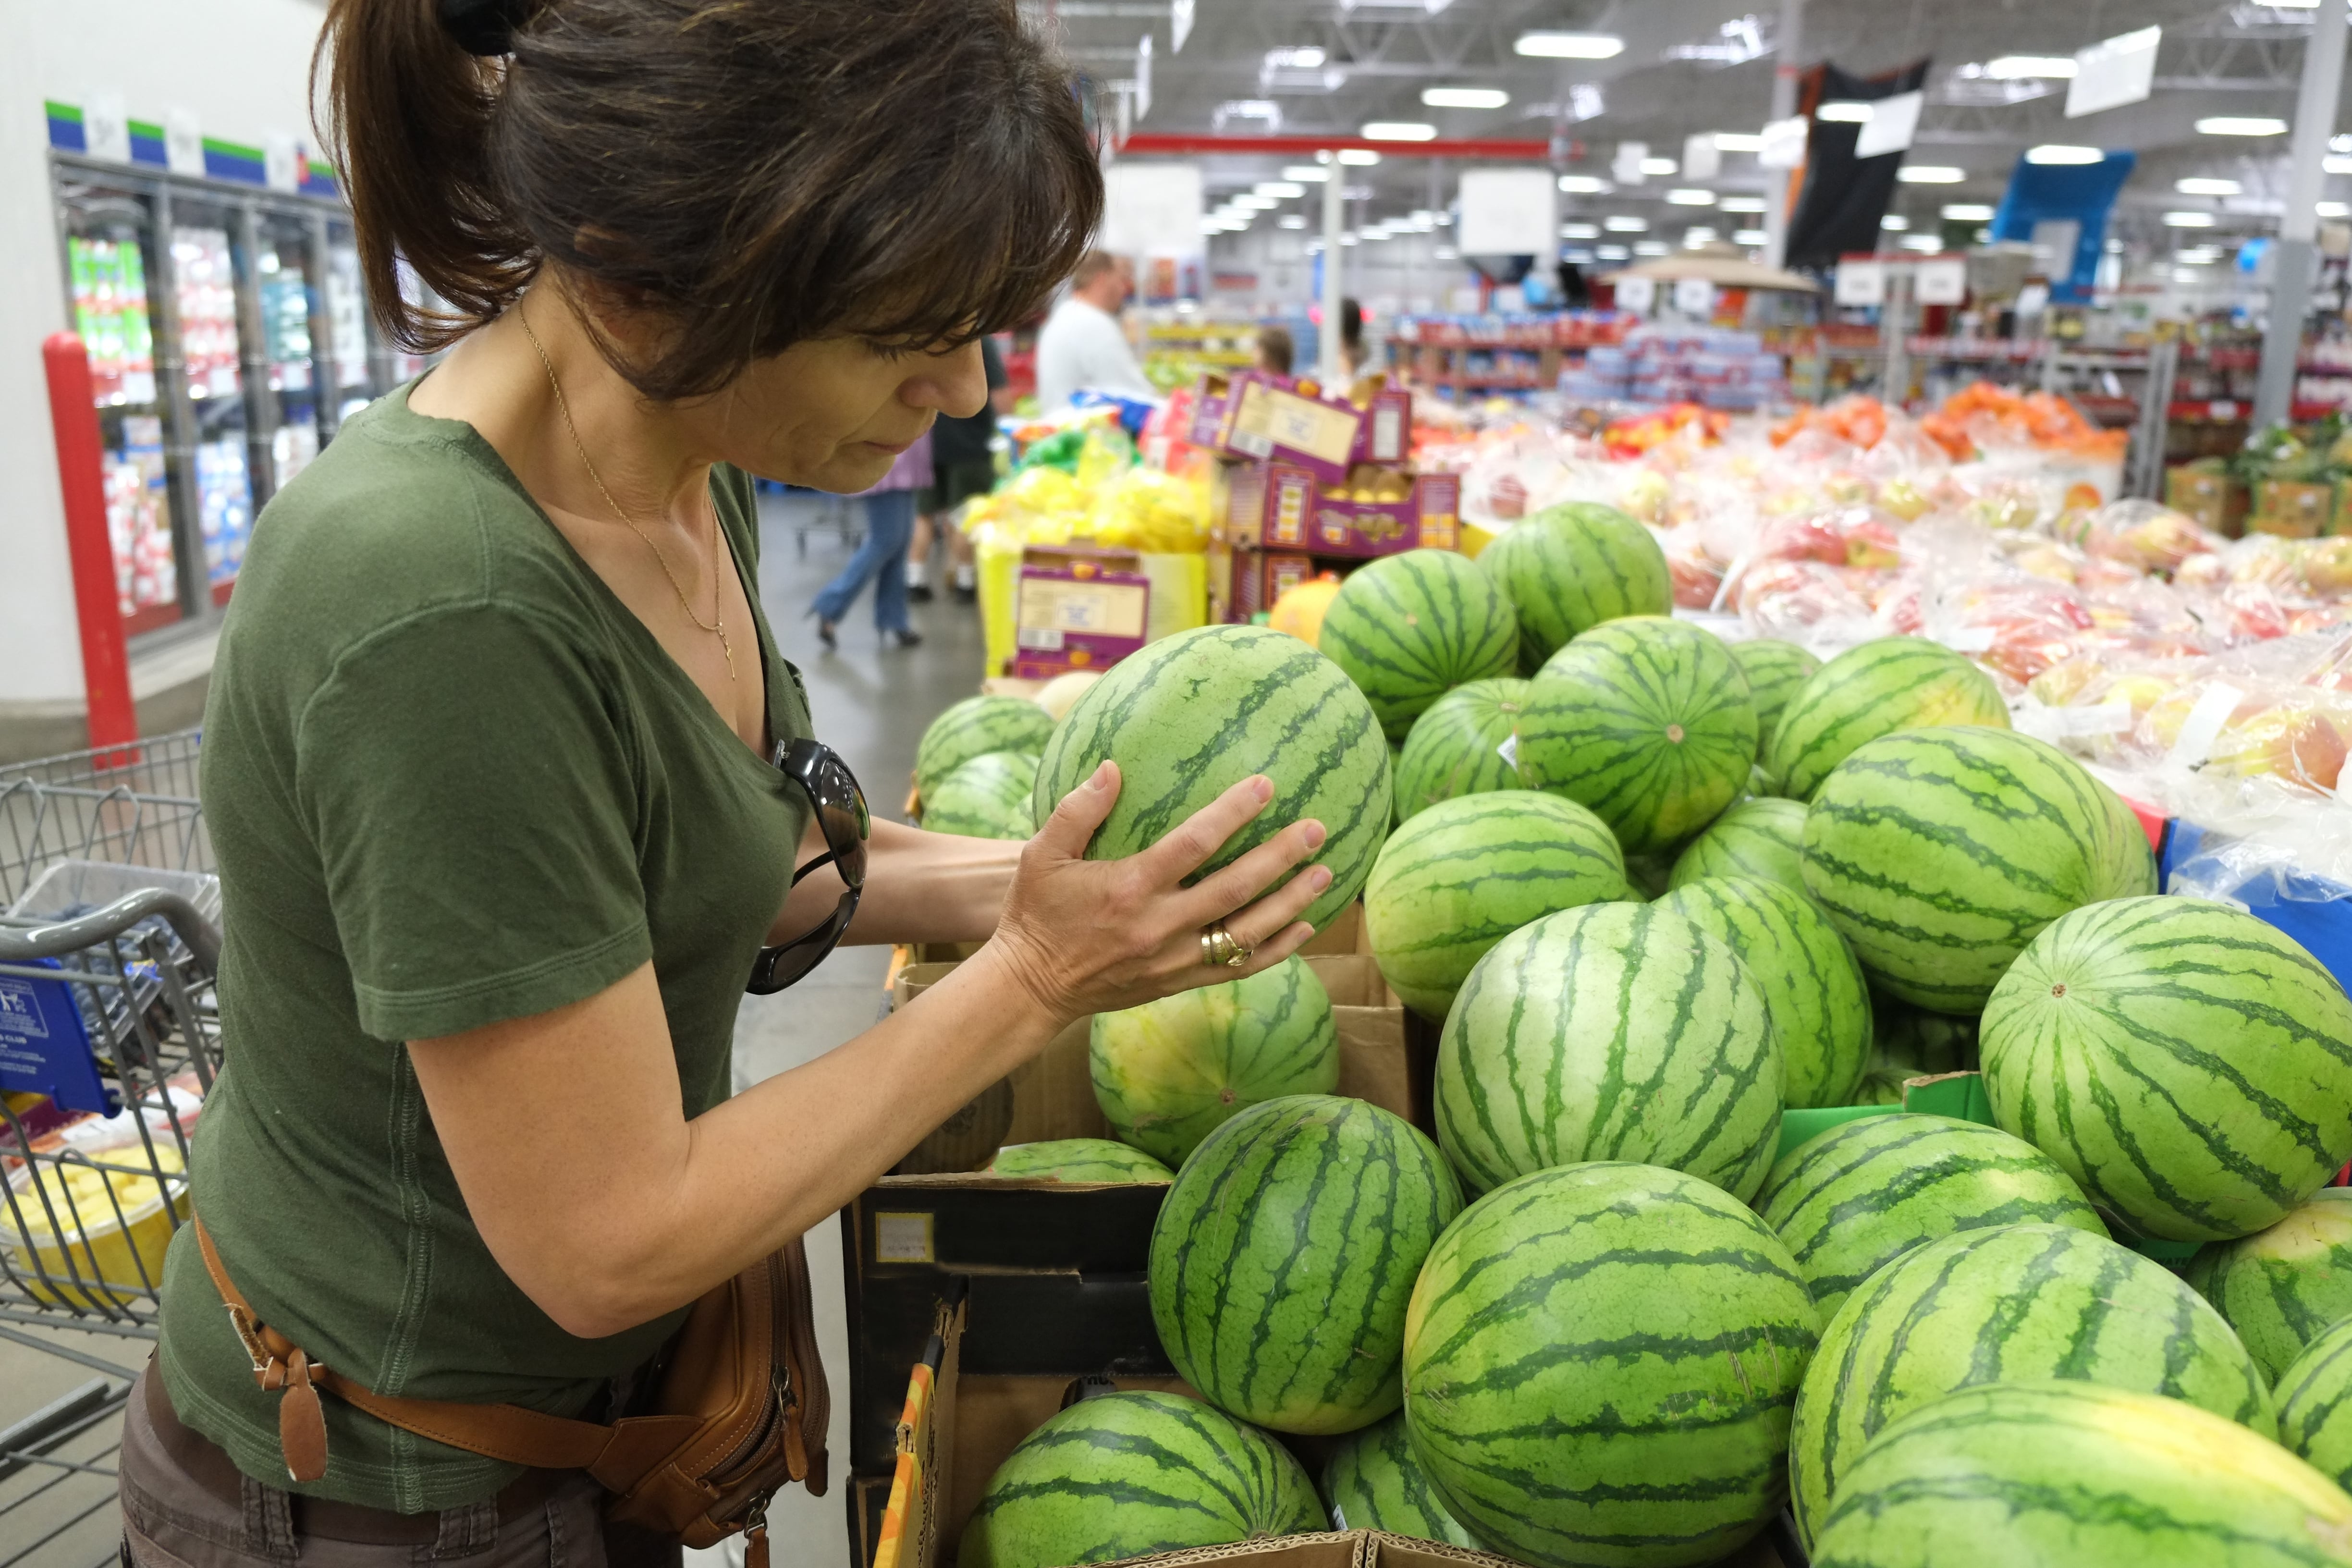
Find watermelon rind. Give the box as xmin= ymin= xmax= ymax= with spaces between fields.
xmin=1801 ymin=725 xmax=2157 ymax=1012
xmin=1090 ymin=955 xmax=1339 ymax=1167
xmin=1729 ymin=638 xmax=1821 ymax=763
xmin=1365 ymin=790 xmax=1630 ymax=1022
xmin=1666 ymin=796 xmax=1808 ymax=899
xmin=1393 ymin=678 xmax=1533 ymax=822
xmin=2277 ymin=1316 xmax=2352 ymax=1493
xmin=1808 ymin=1380 xmax=2352 ymax=1568
xmin=1030 ymin=624 xmax=1391 ymax=931
xmin=1151 ymin=1095 xmax=1462 ymax=1434
xmin=1856 ymin=993 xmax=1979 ymax=1105
xmin=1321 ymin=1409 xmax=1482 ymax=1548
xmin=918 ymin=751 xmax=1040 ymax=840
xmin=1765 ymin=637 xmax=2009 ymax=801
xmin=915 ymin=694 xmax=1055 ymax=799
xmin=1318 ymin=549 xmax=1519 ymax=742
xmin=1479 ymin=501 xmax=1672 ymax=673
xmin=1520 ymin=616 xmax=1759 ymax=856
xmin=986 ymin=1139 xmax=1174 ymax=1184
xmin=1755 ymin=1113 xmax=2106 ymax=1320
xmin=1403 ymin=1161 xmax=1821 ymax=1568
xmin=2188 ymin=1190 xmax=2352 ymax=1382
xmin=957 ymin=1389 xmax=1323 ymax=1568
xmin=1982 ymin=895 xmax=2352 ymax=1244
xmin=1434 ymin=902 xmax=1784 ymax=1201
xmin=1787 ymin=1221 xmax=2276 ymax=1546
xmin=1653 ymin=875 xmax=1872 ymax=1109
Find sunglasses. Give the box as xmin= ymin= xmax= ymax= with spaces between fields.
xmin=747 ymin=738 xmax=870 ymax=994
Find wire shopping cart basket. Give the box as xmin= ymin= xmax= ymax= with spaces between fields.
xmin=0 ymin=730 xmax=218 ymax=1568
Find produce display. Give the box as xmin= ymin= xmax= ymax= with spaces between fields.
xmin=1477 ymin=501 xmax=1672 ymax=671
xmin=912 ymin=694 xmax=1055 ymax=802
xmin=1665 ymin=796 xmax=1806 ymax=896
xmin=1317 ymin=550 xmax=1518 ymax=741
xmin=2280 ymin=1319 xmax=2352 ymax=1490
xmin=1320 ymin=1411 xmax=1481 ymax=1546
xmin=1763 ymin=637 xmax=2009 ymax=801
xmin=1652 ymin=877 xmax=1871 ymax=1109
xmin=985 ymin=1139 xmax=1174 ymax=1184
xmin=2187 ymin=1189 xmax=2352 ymax=1382
xmin=1391 ymin=678 xmax=1533 ymax=821
xmin=919 ymin=750 xmax=1039 ymax=840
xmin=1729 ymin=638 xmax=1820 ymax=759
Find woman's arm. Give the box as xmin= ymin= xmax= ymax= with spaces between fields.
xmin=770 ymin=817 xmax=1019 ymax=948
xmin=409 ymin=764 xmax=1331 ymax=1339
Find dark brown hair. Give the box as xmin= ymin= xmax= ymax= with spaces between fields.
xmin=317 ymin=0 xmax=1102 ymax=401
xmin=1254 ymin=324 xmax=1293 ymax=376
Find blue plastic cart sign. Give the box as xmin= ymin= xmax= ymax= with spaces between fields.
xmin=0 ymin=965 xmax=116 ymax=1115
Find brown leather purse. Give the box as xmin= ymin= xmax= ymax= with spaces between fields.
xmin=193 ymin=1217 xmax=827 ymax=1565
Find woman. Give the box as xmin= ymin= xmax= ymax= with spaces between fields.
xmin=125 ymin=2 xmax=1330 ymax=1564
xmin=813 ymin=428 xmax=929 ymax=649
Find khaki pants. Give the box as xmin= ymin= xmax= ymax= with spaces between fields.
xmin=117 ymin=1364 xmax=681 ymax=1568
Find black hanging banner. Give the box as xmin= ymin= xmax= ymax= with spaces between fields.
xmin=1784 ymin=58 xmax=1933 ymax=276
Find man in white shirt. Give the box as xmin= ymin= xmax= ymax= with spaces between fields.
xmin=1034 ymin=251 xmax=1155 ymax=410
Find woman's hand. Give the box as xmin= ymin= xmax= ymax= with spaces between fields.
xmin=982 ymin=760 xmax=1329 ymax=1024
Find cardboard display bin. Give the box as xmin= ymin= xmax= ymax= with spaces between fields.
xmin=1225 ymin=464 xmax=1460 ymax=559
xmin=1013 ymin=545 xmax=1153 ymax=679
xmin=1204 ymin=372 xmax=1367 ymax=482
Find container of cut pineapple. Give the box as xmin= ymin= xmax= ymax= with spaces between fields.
xmin=2 ymin=1136 xmax=188 ymax=1309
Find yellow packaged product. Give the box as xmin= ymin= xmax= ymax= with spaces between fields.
xmin=4 ymin=1143 xmax=189 ymax=1307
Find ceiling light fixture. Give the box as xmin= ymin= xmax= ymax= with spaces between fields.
xmin=1642 ymin=157 xmax=1680 ymax=176
xmin=1635 ymin=240 xmax=1671 ymax=256
xmin=1718 ymin=196 xmax=1767 ymax=213
xmin=1514 ymin=31 xmax=1625 ymax=59
xmin=2198 ymin=117 xmax=2289 ymax=136
xmin=2027 ymin=145 xmax=2104 ymax=165
xmin=2327 ymin=155 xmax=2352 ymax=175
xmin=1362 ymin=122 xmax=1438 ymax=141
xmin=1605 ymin=215 xmax=1649 ymax=232
xmin=1284 ymin=165 xmax=1331 ymax=183
xmin=1596 ymin=244 xmax=1631 ymax=260
xmin=1336 ymin=148 xmax=1382 ymax=165
xmin=1882 ymin=214 xmax=1911 ymax=230
xmin=1666 ymin=188 xmax=1716 ymax=206
xmin=1256 ymin=181 xmax=1306 ymax=199
xmin=1899 ymin=166 xmax=1966 ymax=184
xmin=1941 ymin=203 xmax=1996 ymax=221
xmin=1561 ymin=221 xmax=1601 ymax=239
xmin=1899 ymin=234 xmax=1941 ymax=252
xmin=1278 ymin=214 xmax=1307 ymax=229
xmin=1422 ymin=86 xmax=1509 ymax=109
xmin=1558 ymin=174 xmax=1612 ymax=194
xmin=1684 ymin=227 xmax=1718 ymax=244
xmin=1818 ymin=102 xmax=1873 ymax=122
xmin=1263 ymin=46 xmax=1326 ymax=69
xmin=2176 ymin=177 xmax=2242 ymax=196
xmin=1986 ymin=55 xmax=2079 ymax=79
xmin=1735 ymin=229 xmax=1769 ymax=245
xmin=1712 ymin=133 xmax=1766 ymax=152
xmin=2164 ymin=210 xmax=2218 ymax=227
xmin=2321 ymin=201 xmax=2352 ymax=219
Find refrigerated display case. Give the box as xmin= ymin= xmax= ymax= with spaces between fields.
xmin=255 ymin=213 xmax=324 ymax=494
xmin=168 ymin=210 xmax=255 ymax=598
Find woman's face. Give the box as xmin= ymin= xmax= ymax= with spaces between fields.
xmin=678 ymin=335 xmax=990 ymax=493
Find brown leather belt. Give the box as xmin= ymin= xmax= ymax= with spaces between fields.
xmin=143 ymin=1370 xmax=571 ymax=1544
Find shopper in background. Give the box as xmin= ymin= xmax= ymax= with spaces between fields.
xmin=813 ymin=428 xmax=930 ymax=649
xmin=1034 ymin=249 xmax=1154 ymax=409
xmin=907 ymin=335 xmax=1010 ymax=603
xmin=1255 ymin=323 xmax=1295 ymax=378
xmin=1339 ymin=296 xmax=1371 ymax=379
xmin=126 ymin=3 xmax=1331 ymax=1566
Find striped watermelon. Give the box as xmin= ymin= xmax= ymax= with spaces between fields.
xmin=987 ymin=1139 xmax=1173 ymax=1184
xmin=2188 ymin=1190 xmax=2352 ymax=1382
xmin=1151 ymin=1095 xmax=1462 ymax=1433
xmin=1321 ymin=1411 xmax=1481 ymax=1547
xmin=1757 ymin=1114 xmax=2106 ymax=1319
xmin=1520 ymin=617 xmax=1760 ymax=856
xmin=1318 ymin=550 xmax=1519 ymax=741
xmin=1479 ymin=501 xmax=1672 ymax=672
xmin=919 ymin=751 xmax=1039 ymax=840
xmin=1653 ymin=876 xmax=1872 ymax=1109
xmin=916 ymin=694 xmax=1055 ymax=799
xmin=1365 ymin=790 xmax=1630 ymax=1022
xmin=957 ymin=1390 xmax=1323 ymax=1568
xmin=1666 ymin=797 xmax=1807 ymax=899
xmin=1031 ymin=624 xmax=1390 ymax=931
xmin=1393 ymin=679 xmax=1531 ymax=822
xmin=1809 ymin=1381 xmax=2352 ymax=1568
xmin=1788 ymin=1222 xmax=2275 ymax=1545
xmin=1435 ymin=902 xmax=1784 ymax=1201
xmin=1765 ymin=637 xmax=2009 ymax=801
xmin=1801 ymin=727 xmax=2157 ymax=1012
xmin=2278 ymin=1318 xmax=2352 ymax=1491
xmin=1090 ymin=956 xmax=1338 ymax=1167
xmin=1982 ymin=895 xmax=2352 ymax=1243
xmin=1403 ymin=1162 xmax=1821 ymax=1568
xmin=1730 ymin=639 xmax=1821 ymax=762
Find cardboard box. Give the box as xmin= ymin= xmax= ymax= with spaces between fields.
xmin=2163 ymin=465 xmax=2240 ymax=537
xmin=1013 ymin=545 xmax=1152 ymax=679
xmin=2252 ymin=479 xmax=2336 ymax=539
xmin=1228 ymin=547 xmax=1323 ymax=622
xmin=1350 ymin=385 xmax=1414 ymax=467
xmin=1209 ymin=372 xmax=1366 ymax=482
xmin=1225 ymin=464 xmax=1461 ymax=558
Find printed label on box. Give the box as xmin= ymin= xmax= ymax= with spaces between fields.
xmin=873 ymin=1211 xmax=935 ymax=1264
xmin=1018 ymin=576 xmax=1149 ymax=640
xmin=1269 ymin=471 xmax=1311 ymax=546
xmin=1229 ymin=382 xmax=1359 ymax=467
xmin=1371 ymin=407 xmax=1403 ymax=463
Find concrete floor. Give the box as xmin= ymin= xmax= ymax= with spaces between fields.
xmin=0 ymin=490 xmax=988 ymax=1568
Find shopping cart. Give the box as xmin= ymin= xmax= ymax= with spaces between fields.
xmin=0 ymin=731 xmax=218 ymax=1568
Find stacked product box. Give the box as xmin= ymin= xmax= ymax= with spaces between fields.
xmin=1564 ymin=325 xmax=1788 ymax=412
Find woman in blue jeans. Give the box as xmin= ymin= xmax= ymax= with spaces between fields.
xmin=815 ymin=429 xmax=930 ymax=649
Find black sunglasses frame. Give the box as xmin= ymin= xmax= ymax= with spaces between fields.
xmin=746 ymin=738 xmax=870 ymax=994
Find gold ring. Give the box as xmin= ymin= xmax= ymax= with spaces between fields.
xmin=1200 ymin=921 xmax=1252 ymax=968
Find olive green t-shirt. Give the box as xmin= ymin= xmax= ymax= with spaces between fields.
xmin=156 ymin=383 xmax=814 ymax=1513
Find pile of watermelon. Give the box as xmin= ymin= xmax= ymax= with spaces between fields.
xmin=935 ymin=514 xmax=2352 ymax=1568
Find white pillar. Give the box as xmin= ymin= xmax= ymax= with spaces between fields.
xmin=1321 ymin=167 xmax=1346 ymax=383
xmin=2256 ymin=2 xmax=2350 ymax=430
xmin=1764 ymin=0 xmax=1807 ymax=271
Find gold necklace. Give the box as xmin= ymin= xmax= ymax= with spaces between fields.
xmin=517 ymin=303 xmax=736 ymax=685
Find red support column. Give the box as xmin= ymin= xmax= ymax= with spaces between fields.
xmin=42 ymin=332 xmax=139 ymax=751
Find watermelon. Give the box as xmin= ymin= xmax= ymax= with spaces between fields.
xmin=1765 ymin=637 xmax=2009 ymax=801
xmin=957 ymin=1390 xmax=1323 ymax=1568
xmin=1730 ymin=639 xmax=1820 ymax=761
xmin=1666 ymin=797 xmax=1807 ymax=898
xmin=1320 ymin=1410 xmax=1481 ymax=1547
xmin=1801 ymin=726 xmax=2157 ymax=1012
xmin=1788 ymin=1222 xmax=2275 ymax=1545
xmin=1757 ymin=1113 xmax=2106 ymax=1319
xmin=1090 ymin=955 xmax=1338 ymax=1167
xmin=1520 ymin=617 xmax=1759 ymax=856
xmin=1393 ymin=679 xmax=1532 ymax=821
xmin=2188 ymin=1190 xmax=2352 ymax=1382
xmin=1031 ymin=624 xmax=1391 ymax=930
xmin=1151 ymin=1095 xmax=1462 ymax=1433
xmin=1479 ymin=501 xmax=1672 ymax=673
xmin=1434 ymin=902 xmax=1783 ymax=1201
xmin=2278 ymin=1317 xmax=2352 ymax=1491
xmin=1982 ymin=895 xmax=2352 ymax=1243
xmin=1403 ymin=1162 xmax=1821 ymax=1568
xmin=1808 ymin=1381 xmax=2352 ymax=1568
xmin=1365 ymin=791 xmax=1630 ymax=1022
xmin=987 ymin=1139 xmax=1173 ymax=1184
xmin=1653 ymin=876 xmax=1872 ymax=1108
xmin=1318 ymin=549 xmax=1519 ymax=741
xmin=915 ymin=694 xmax=1055 ymax=799
xmin=919 ymin=751 xmax=1039 ymax=840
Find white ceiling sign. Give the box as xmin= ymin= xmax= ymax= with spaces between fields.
xmin=1835 ymin=260 xmax=1886 ymax=306
xmin=1615 ymin=276 xmax=1657 ymax=313
xmin=1682 ymin=134 xmax=1723 ymax=184
xmin=1170 ymin=0 xmax=1194 ymax=53
xmin=1612 ymin=142 xmax=1651 ymax=185
xmin=1457 ymin=167 xmax=1561 ymax=257
xmin=1855 ymin=91 xmax=1923 ymax=159
xmin=1136 ymin=33 xmax=1153 ymax=122
xmin=2069 ymin=26 xmax=2161 ymax=119
xmin=1103 ymin=161 xmax=1204 ymax=254
xmin=1759 ymin=116 xmax=1809 ymax=171
xmin=1916 ymin=257 xmax=1968 ymax=305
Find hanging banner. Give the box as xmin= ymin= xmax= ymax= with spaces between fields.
xmin=1102 ymin=161 xmax=1202 ymax=255
xmin=1458 ymin=168 xmax=1560 ymax=257
xmin=1784 ymin=58 xmax=1932 ymax=275
xmin=2069 ymin=26 xmax=2161 ymax=120
xmin=1990 ymin=150 xmax=2135 ymax=304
